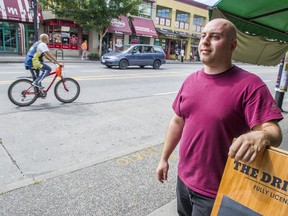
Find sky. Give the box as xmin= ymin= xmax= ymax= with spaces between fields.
xmin=193 ymin=0 xmax=219 ymax=6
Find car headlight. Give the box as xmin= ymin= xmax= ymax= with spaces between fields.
xmin=108 ymin=56 xmax=119 ymax=60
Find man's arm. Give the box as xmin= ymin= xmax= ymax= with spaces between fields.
xmin=157 ymin=114 xmax=184 ymax=183
xmin=228 ymin=120 xmax=282 ymax=164
xmin=43 ymin=51 xmax=61 ymax=65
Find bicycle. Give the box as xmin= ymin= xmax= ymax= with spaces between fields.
xmin=8 ymin=64 xmax=80 ymax=107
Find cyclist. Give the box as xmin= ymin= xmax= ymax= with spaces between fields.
xmin=24 ymin=33 xmax=62 ymax=89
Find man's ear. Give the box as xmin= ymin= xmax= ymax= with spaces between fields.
xmin=231 ymin=39 xmax=237 ymax=51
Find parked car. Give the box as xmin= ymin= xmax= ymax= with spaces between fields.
xmin=100 ymin=44 xmax=166 ymax=69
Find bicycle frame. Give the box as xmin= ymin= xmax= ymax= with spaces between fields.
xmin=24 ymin=65 xmax=65 ymax=95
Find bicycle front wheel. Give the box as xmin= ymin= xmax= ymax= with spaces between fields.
xmin=8 ymin=79 xmax=38 ymax=107
xmin=54 ymin=78 xmax=80 ymax=103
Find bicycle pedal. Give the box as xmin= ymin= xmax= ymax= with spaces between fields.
xmin=39 ymin=92 xmax=47 ymax=98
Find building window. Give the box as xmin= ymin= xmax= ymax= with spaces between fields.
xmin=155 ymin=6 xmax=171 ymax=27
xmin=175 ymin=11 xmax=189 ymax=30
xmin=139 ymin=1 xmax=153 ymax=18
xmin=157 ymin=6 xmax=170 ymax=19
xmin=176 ymin=11 xmax=189 ymax=23
xmin=193 ymin=15 xmax=205 ymax=32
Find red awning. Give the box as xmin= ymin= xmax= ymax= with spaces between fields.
xmin=131 ymin=16 xmax=158 ymax=38
xmin=108 ymin=16 xmax=132 ymax=35
xmin=0 ymin=0 xmax=42 ymax=23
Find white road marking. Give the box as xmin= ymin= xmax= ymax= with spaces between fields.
xmin=153 ymin=92 xmax=178 ymax=96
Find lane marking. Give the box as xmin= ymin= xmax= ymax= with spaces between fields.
xmin=0 ymin=72 xmax=188 ymax=85
xmin=153 ymin=91 xmax=178 ymax=96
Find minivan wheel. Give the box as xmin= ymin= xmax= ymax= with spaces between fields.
xmin=119 ymin=59 xmax=128 ymax=69
xmin=153 ymin=60 xmax=161 ymax=69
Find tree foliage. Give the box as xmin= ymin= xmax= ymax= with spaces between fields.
xmin=40 ymin=0 xmax=142 ymax=55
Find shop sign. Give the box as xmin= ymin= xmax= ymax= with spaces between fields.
xmin=211 ymin=147 xmax=288 ymax=216
xmin=132 ymin=39 xmax=138 ymax=44
xmin=62 ymin=44 xmax=69 ymax=49
xmin=111 ymin=19 xmax=125 ymax=28
xmin=70 ymin=44 xmax=78 ymax=50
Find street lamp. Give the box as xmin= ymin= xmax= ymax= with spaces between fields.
xmin=29 ymin=0 xmax=38 ymax=42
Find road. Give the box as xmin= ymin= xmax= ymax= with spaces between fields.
xmin=0 ymin=62 xmax=287 ymax=215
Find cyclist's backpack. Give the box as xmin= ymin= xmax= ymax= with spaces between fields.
xmin=24 ymin=41 xmax=40 ymax=69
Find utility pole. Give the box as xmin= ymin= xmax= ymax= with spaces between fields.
xmin=275 ymin=53 xmax=288 ymax=112
xmin=32 ymin=0 xmax=38 ymax=42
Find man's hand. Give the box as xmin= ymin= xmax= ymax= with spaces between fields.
xmin=156 ymin=159 xmax=169 ymax=183
xmin=228 ymin=121 xmax=282 ymax=164
xmin=228 ymin=131 xmax=269 ymax=164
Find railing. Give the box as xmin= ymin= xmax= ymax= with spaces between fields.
xmin=55 ymin=49 xmax=64 ymax=60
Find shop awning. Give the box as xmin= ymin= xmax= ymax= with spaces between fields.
xmin=0 ymin=0 xmax=42 ymax=23
xmin=192 ymin=34 xmax=201 ymax=39
xmin=156 ymin=28 xmax=178 ymax=38
xmin=131 ymin=16 xmax=158 ymax=38
xmin=108 ymin=16 xmax=132 ymax=35
xmin=210 ymin=0 xmax=288 ymax=66
xmin=211 ymin=0 xmax=288 ymax=43
xmin=174 ymin=31 xmax=193 ymax=38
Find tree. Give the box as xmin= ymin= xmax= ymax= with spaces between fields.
xmin=40 ymin=0 xmax=142 ymax=56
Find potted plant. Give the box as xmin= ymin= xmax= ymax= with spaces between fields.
xmin=88 ymin=53 xmax=100 ymax=61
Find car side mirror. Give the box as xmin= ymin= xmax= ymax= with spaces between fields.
xmin=132 ymin=50 xmax=136 ymax=54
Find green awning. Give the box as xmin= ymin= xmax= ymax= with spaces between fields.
xmin=210 ymin=0 xmax=288 ymax=66
xmin=211 ymin=0 xmax=288 ymax=42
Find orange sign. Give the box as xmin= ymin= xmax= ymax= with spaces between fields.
xmin=212 ymin=147 xmax=288 ymax=216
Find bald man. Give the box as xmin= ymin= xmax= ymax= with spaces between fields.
xmin=156 ymin=18 xmax=283 ymax=215
xmin=25 ymin=34 xmax=61 ymax=89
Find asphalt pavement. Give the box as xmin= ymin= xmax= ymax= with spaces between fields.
xmin=0 ymin=54 xmax=288 ymax=215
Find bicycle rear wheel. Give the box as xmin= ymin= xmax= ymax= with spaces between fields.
xmin=8 ymin=79 xmax=38 ymax=107
xmin=54 ymin=78 xmax=80 ymax=103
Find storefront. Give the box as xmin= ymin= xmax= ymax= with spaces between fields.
xmin=174 ymin=31 xmax=192 ymax=59
xmin=44 ymin=19 xmax=86 ymax=55
xmin=155 ymin=28 xmax=179 ymax=59
xmin=191 ymin=34 xmax=201 ymax=61
xmin=105 ymin=16 xmax=132 ymax=52
xmin=0 ymin=0 xmax=42 ymax=54
xmin=130 ymin=16 xmax=158 ymax=45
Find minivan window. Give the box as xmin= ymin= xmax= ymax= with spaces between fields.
xmin=153 ymin=46 xmax=163 ymax=53
xmin=143 ymin=46 xmax=153 ymax=53
xmin=116 ymin=45 xmax=132 ymax=52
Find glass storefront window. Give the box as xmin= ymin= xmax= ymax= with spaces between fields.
xmin=46 ymin=25 xmax=79 ymax=50
xmin=0 ymin=22 xmax=17 ymax=53
xmin=70 ymin=27 xmax=78 ymax=45
xmin=154 ymin=38 xmax=160 ymax=46
xmin=129 ymin=36 xmax=150 ymax=45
